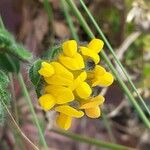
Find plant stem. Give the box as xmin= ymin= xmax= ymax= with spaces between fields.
xmin=61 ymin=0 xmax=79 ymax=42
xmin=79 ymin=0 xmax=150 ymax=117
xmin=51 ymin=129 xmax=134 ymax=150
xmin=65 ymin=0 xmax=150 ymax=129
xmin=18 ymin=73 xmax=48 ymax=150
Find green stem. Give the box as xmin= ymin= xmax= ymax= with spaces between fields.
xmin=61 ymin=0 xmax=79 ymax=42
xmin=51 ymin=129 xmax=134 ymax=150
xmin=65 ymin=0 xmax=150 ymax=129
xmin=79 ymin=0 xmax=150 ymax=117
xmin=43 ymin=0 xmax=53 ymax=23
xmin=18 ymin=73 xmax=48 ymax=150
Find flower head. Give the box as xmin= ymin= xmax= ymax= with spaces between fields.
xmin=37 ymin=39 xmax=114 ymax=130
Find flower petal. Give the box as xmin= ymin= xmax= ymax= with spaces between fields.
xmin=80 ymin=46 xmax=100 ymax=64
xmin=92 ymin=72 xmax=114 ymax=87
xmin=85 ymin=106 xmax=101 ymax=118
xmin=88 ymin=39 xmax=104 ymax=53
xmin=51 ymin=62 xmax=74 ymax=80
xmin=80 ymin=95 xmax=105 ymax=109
xmin=56 ymin=113 xmax=72 ymax=130
xmin=38 ymin=94 xmax=56 ymax=111
xmin=62 ymin=40 xmax=77 ymax=57
xmin=44 ymin=75 xmax=73 ymax=87
xmin=55 ymin=105 xmax=84 ymax=118
xmin=59 ymin=53 xmax=85 ymax=70
xmin=76 ymin=82 xmax=92 ymax=99
xmin=38 ymin=62 xmax=55 ymax=77
xmin=88 ymin=65 xmax=106 ymax=79
xmin=45 ymin=85 xmax=74 ymax=104
xmin=73 ymin=71 xmax=87 ymax=90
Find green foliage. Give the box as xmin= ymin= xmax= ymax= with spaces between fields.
xmin=0 ymin=70 xmax=10 ymax=124
xmin=0 ymin=53 xmax=20 ymax=73
xmin=29 ymin=59 xmax=43 ymax=97
xmin=0 ymin=28 xmax=32 ymax=62
xmin=44 ymin=46 xmax=62 ymax=61
xmin=29 ymin=46 xmax=62 ymax=98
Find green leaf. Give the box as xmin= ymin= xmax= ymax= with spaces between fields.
xmin=8 ymin=43 xmax=32 ymax=62
xmin=0 ymin=28 xmax=32 ymax=62
xmin=44 ymin=46 xmax=62 ymax=61
xmin=29 ymin=59 xmax=43 ymax=97
xmin=0 ymin=53 xmax=20 ymax=73
xmin=0 ymin=70 xmax=9 ymax=88
xmin=0 ymin=70 xmax=10 ymax=124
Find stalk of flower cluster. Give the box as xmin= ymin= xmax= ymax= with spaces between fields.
xmin=51 ymin=129 xmax=134 ymax=150
xmin=18 ymin=73 xmax=48 ymax=150
xmin=65 ymin=0 xmax=150 ymax=129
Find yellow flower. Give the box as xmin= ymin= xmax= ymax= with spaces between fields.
xmin=45 ymin=85 xmax=74 ymax=104
xmin=55 ymin=105 xmax=84 ymax=130
xmin=87 ymin=38 xmax=104 ymax=53
xmin=88 ymin=65 xmax=114 ymax=87
xmin=73 ymin=71 xmax=92 ymax=99
xmin=59 ymin=53 xmax=85 ymax=71
xmin=80 ymin=38 xmax=104 ymax=64
xmin=37 ymin=39 xmax=114 ymax=130
xmin=62 ymin=40 xmax=77 ymax=57
xmin=43 ymin=62 xmax=74 ymax=87
xmin=58 ymin=40 xmax=85 ymax=70
xmin=38 ymin=94 xmax=56 ymax=111
xmin=38 ymin=62 xmax=55 ymax=77
xmin=80 ymin=95 xmax=105 ymax=118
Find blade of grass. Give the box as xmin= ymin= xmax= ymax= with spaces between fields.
xmin=51 ymin=129 xmax=134 ymax=150
xmin=18 ymin=73 xmax=48 ymax=150
xmin=61 ymin=0 xmax=79 ymax=42
xmin=79 ymin=0 xmax=150 ymax=116
xmin=43 ymin=0 xmax=53 ymax=23
xmin=65 ymin=0 xmax=150 ymax=129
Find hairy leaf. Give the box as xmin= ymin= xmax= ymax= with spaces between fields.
xmin=29 ymin=59 xmax=43 ymax=97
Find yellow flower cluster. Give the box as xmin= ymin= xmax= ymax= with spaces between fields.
xmin=38 ymin=39 xmax=114 ymax=130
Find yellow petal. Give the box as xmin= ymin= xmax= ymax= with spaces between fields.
xmin=85 ymin=106 xmax=101 ymax=118
xmin=88 ymin=65 xmax=106 ymax=79
xmin=92 ymin=72 xmax=114 ymax=87
xmin=44 ymin=75 xmax=73 ymax=87
xmin=55 ymin=105 xmax=84 ymax=118
xmin=76 ymin=82 xmax=92 ymax=99
xmin=88 ymin=39 xmax=104 ymax=53
xmin=80 ymin=95 xmax=105 ymax=109
xmin=38 ymin=94 xmax=56 ymax=111
xmin=62 ymin=40 xmax=77 ymax=57
xmin=56 ymin=113 xmax=72 ymax=130
xmin=45 ymin=85 xmax=74 ymax=104
xmin=80 ymin=46 xmax=100 ymax=64
xmin=51 ymin=62 xmax=74 ymax=80
xmin=73 ymin=71 xmax=87 ymax=90
xmin=38 ymin=62 xmax=55 ymax=77
xmin=59 ymin=53 xmax=85 ymax=70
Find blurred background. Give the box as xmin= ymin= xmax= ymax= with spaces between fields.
xmin=0 ymin=0 xmax=150 ymax=149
